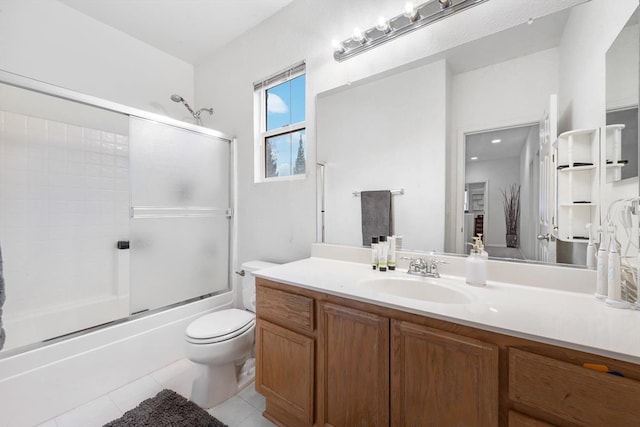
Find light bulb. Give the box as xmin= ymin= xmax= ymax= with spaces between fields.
xmin=376 ymin=16 xmax=390 ymax=33
xmin=439 ymin=0 xmax=451 ymax=8
xmin=353 ymin=27 xmax=366 ymax=43
xmin=403 ymin=2 xmax=418 ymax=21
xmin=332 ymin=39 xmax=344 ymax=52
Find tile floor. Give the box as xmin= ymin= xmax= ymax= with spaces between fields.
xmin=35 ymin=359 xmax=276 ymax=427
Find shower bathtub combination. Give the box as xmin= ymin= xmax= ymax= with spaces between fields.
xmin=0 ymin=70 xmax=236 ymax=426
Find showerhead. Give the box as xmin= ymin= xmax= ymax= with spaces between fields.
xmin=170 ymin=93 xmax=213 ymax=125
xmin=170 ymin=93 xmax=195 ymax=116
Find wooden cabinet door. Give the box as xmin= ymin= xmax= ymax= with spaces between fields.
xmin=318 ymin=302 xmax=389 ymax=427
xmin=508 ymin=411 xmax=555 ymax=427
xmin=391 ymin=320 xmax=499 ymax=427
xmin=255 ymin=318 xmax=314 ymax=426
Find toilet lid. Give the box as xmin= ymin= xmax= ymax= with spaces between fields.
xmin=186 ymin=309 xmax=255 ymax=341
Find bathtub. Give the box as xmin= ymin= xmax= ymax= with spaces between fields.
xmin=0 ymin=292 xmax=232 ymax=427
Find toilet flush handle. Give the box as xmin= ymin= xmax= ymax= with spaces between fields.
xmin=235 ymin=270 xmax=245 ymax=277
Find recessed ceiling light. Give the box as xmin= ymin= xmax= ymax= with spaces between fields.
xmin=470 ymin=156 xmax=478 ymax=160
xmin=491 ymin=139 xmax=501 ymax=144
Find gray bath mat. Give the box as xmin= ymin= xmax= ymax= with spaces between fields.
xmin=103 ymin=389 xmax=227 ymax=427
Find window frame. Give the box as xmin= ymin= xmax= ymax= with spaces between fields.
xmin=254 ymin=62 xmax=306 ymax=183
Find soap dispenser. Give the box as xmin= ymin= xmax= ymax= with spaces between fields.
xmin=466 ymin=236 xmax=486 ymax=287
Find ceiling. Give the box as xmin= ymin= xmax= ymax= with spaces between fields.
xmin=465 ymin=124 xmax=539 ymax=163
xmin=58 ymin=0 xmax=295 ymax=65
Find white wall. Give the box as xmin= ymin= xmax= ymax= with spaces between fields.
xmin=559 ymin=0 xmax=637 ymax=132
xmin=0 ymin=0 xmax=195 ymax=123
xmin=317 ymin=61 xmax=447 ymax=251
xmin=451 ymin=48 xmax=559 ymax=135
xmin=450 ymin=48 xmax=559 ymax=251
xmin=194 ymin=0 xmax=584 ymax=269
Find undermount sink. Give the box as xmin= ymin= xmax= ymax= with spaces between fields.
xmin=356 ymin=277 xmax=474 ymax=304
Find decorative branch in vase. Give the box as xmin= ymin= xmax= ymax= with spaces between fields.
xmin=500 ymin=184 xmax=520 ymax=248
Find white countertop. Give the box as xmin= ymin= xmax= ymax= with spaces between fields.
xmin=255 ymin=256 xmax=640 ymax=364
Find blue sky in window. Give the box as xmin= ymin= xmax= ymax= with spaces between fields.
xmin=266 ymin=75 xmax=305 ymax=131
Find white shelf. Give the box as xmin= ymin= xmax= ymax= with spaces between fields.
xmin=558 ymin=165 xmax=596 ymax=172
xmin=605 ymin=124 xmax=625 ymax=182
xmin=554 ymin=127 xmax=600 ymax=242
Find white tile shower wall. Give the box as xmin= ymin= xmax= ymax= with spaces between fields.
xmin=0 ymin=110 xmax=130 ymax=351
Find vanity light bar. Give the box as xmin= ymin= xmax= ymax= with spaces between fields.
xmin=333 ymin=0 xmax=489 ymax=62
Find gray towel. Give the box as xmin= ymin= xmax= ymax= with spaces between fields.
xmin=361 ymin=190 xmax=393 ymax=246
xmin=0 ymin=243 xmax=5 ymax=350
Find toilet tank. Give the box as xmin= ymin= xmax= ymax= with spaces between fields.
xmin=241 ymin=261 xmax=279 ymax=312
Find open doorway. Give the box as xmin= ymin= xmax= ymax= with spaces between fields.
xmin=464 ymin=124 xmax=539 ymax=260
xmin=464 ymin=182 xmax=487 ymax=254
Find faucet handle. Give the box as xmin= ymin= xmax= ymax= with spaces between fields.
xmin=429 ymin=258 xmax=448 ymax=276
xmin=401 ymin=256 xmax=426 ymax=272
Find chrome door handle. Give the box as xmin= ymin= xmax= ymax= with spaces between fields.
xmin=537 ymin=234 xmax=550 ymax=241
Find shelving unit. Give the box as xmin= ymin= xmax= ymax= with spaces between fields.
xmin=554 ymin=128 xmax=600 ymax=241
xmin=604 ymin=124 xmax=626 ymax=182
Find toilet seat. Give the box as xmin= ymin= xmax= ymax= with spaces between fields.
xmin=186 ymin=308 xmax=255 ymax=344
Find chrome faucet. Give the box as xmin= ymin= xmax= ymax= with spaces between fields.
xmin=404 ymin=257 xmax=445 ymax=278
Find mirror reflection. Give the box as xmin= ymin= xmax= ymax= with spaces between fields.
xmin=317 ymin=3 xmax=640 ymax=267
xmin=606 ymin=9 xmax=639 ymax=183
xmin=464 ymin=124 xmax=539 ymax=260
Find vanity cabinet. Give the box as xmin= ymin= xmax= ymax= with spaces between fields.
xmin=508 ymin=348 xmax=640 ymax=426
xmin=255 ymin=278 xmax=640 ymax=427
xmin=391 ymin=320 xmax=499 ymax=426
xmin=255 ymin=284 xmax=315 ymax=426
xmin=318 ymin=303 xmax=389 ymax=426
xmin=256 ymin=279 xmax=499 ymax=426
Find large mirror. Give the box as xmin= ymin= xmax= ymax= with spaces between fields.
xmin=317 ymin=1 xmax=640 ymax=267
xmin=606 ymin=9 xmax=639 ymax=183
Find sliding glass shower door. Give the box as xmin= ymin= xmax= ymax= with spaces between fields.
xmin=129 ymin=117 xmax=231 ymax=314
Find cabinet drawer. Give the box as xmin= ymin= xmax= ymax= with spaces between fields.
xmin=256 ymin=284 xmax=314 ymax=334
xmin=509 ymin=348 xmax=640 ymax=425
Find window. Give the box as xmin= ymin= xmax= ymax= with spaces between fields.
xmin=254 ymin=62 xmax=306 ymax=182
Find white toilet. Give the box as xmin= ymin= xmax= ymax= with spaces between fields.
xmin=184 ymin=260 xmax=278 ymax=408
